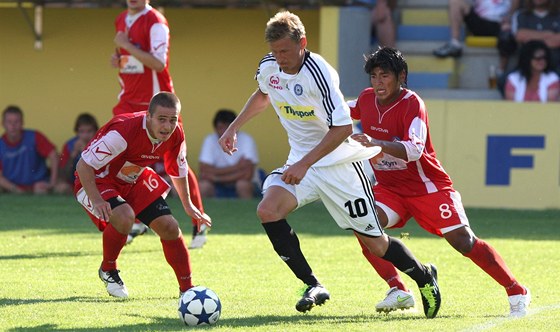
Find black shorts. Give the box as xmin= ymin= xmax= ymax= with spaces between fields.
xmin=136 ymin=196 xmax=172 ymax=226
xmin=464 ymin=8 xmax=501 ymax=36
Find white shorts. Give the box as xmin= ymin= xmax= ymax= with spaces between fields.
xmin=262 ymin=162 xmax=383 ymax=237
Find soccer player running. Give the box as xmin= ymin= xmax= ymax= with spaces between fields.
xmin=349 ymin=47 xmax=530 ymax=317
xmin=75 ymin=92 xmax=211 ymax=298
xmin=218 ymin=11 xmax=441 ymax=318
xmin=111 ymin=0 xmax=207 ymax=248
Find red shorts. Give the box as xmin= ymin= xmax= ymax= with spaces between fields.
xmin=112 ymin=100 xmax=149 ymax=116
xmin=374 ymin=186 xmax=470 ymax=237
xmin=75 ymin=167 xmax=170 ymax=231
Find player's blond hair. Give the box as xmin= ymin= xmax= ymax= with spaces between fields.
xmin=265 ymin=11 xmax=306 ymax=43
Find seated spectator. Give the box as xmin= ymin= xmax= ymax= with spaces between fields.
xmin=0 ymin=105 xmax=59 ymax=194
xmin=504 ymin=40 xmax=560 ymax=102
xmin=433 ymin=0 xmax=518 ymax=58
xmin=348 ymin=0 xmax=396 ymax=47
xmin=511 ymin=0 xmax=560 ymax=70
xmin=198 ymin=109 xmax=259 ymax=199
xmin=54 ymin=113 xmax=99 ymax=194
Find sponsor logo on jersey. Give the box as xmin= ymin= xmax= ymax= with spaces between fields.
xmin=268 ymin=75 xmax=283 ymax=90
xmin=294 ymin=84 xmax=303 ymax=96
xmin=277 ymin=103 xmax=317 ymax=121
xmin=140 ymin=154 xmax=160 ymax=160
xmin=369 ymin=126 xmax=389 ymax=134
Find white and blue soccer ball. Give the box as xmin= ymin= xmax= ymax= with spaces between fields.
xmin=178 ymin=286 xmax=221 ymax=326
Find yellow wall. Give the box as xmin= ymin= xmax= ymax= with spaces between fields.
xmin=0 ymin=7 xmax=319 ymax=173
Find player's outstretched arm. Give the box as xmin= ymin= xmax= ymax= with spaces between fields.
xmin=218 ymin=89 xmax=269 ymax=155
xmin=171 ymin=176 xmax=212 ymax=232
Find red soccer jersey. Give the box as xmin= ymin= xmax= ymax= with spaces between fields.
xmin=114 ymin=6 xmax=174 ymax=108
xmin=350 ymin=88 xmax=453 ymax=196
xmin=79 ymin=113 xmax=188 ymax=186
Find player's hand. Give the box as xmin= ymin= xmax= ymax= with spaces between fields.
xmin=92 ymin=199 xmax=112 ymax=222
xmin=110 ymin=52 xmax=120 ymax=68
xmin=196 ymin=213 xmax=212 ymax=233
xmin=114 ymin=31 xmax=131 ymax=50
xmin=218 ymin=128 xmax=238 ymax=156
xmin=281 ymin=163 xmax=308 ymax=185
xmin=351 ymin=133 xmax=377 ymax=147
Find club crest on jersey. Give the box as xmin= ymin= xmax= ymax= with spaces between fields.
xmin=268 ymin=75 xmax=283 ymax=90
xmin=277 ymin=103 xmax=317 ymax=121
xmin=294 ymin=84 xmax=303 ymax=96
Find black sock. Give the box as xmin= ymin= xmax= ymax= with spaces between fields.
xmin=262 ymin=220 xmax=319 ymax=286
xmin=382 ymin=237 xmax=430 ymax=287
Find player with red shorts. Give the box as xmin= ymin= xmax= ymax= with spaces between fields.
xmin=75 ymin=92 xmax=211 ymax=298
xmin=111 ymin=0 xmax=206 ymax=248
xmin=349 ymin=47 xmax=530 ymax=317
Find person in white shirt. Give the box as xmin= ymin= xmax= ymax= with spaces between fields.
xmin=199 ymin=109 xmax=259 ymax=199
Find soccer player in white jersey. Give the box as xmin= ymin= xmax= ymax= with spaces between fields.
xmin=75 ymin=92 xmax=211 ymax=299
xmin=218 ymin=11 xmax=441 ymax=318
xmin=350 ymin=47 xmax=530 ymax=317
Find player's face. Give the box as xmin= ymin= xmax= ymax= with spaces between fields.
xmin=369 ymin=67 xmax=403 ymax=105
xmin=269 ymin=36 xmax=307 ymax=75
xmin=127 ymin=0 xmax=148 ymax=14
xmin=146 ymin=105 xmax=179 ymax=142
xmin=2 ymin=113 xmax=23 ymax=142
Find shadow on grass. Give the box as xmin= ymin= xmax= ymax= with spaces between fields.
xmin=1 ymin=195 xmax=559 ymax=241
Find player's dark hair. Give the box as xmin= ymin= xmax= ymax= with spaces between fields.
xmin=148 ymin=92 xmax=181 ymax=115
xmin=2 ymin=105 xmax=23 ymax=121
xmin=364 ymin=47 xmax=408 ymax=87
xmin=74 ymin=113 xmax=99 ymax=133
xmin=213 ymin=109 xmax=237 ymax=128
xmin=265 ymin=11 xmax=306 ymax=43
xmin=517 ymin=40 xmax=554 ymax=81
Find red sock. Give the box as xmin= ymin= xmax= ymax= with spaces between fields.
xmin=101 ymin=223 xmax=128 ymax=271
xmin=188 ymin=167 xmax=204 ymax=226
xmin=356 ymin=236 xmax=408 ymax=292
xmin=464 ymin=238 xmax=525 ymax=296
xmin=161 ymin=234 xmax=193 ymax=292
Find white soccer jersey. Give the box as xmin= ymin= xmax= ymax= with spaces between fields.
xmin=256 ymin=51 xmax=378 ymax=167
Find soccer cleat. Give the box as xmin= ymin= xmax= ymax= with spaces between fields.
xmin=98 ymin=267 xmax=129 ymax=298
xmin=509 ymin=287 xmax=531 ymax=317
xmin=189 ymin=224 xmax=207 ymax=249
xmin=375 ymin=287 xmax=416 ymax=313
xmin=433 ymin=43 xmax=463 ymax=58
xmin=126 ymin=222 xmax=149 ymax=245
xmin=295 ymin=284 xmax=330 ymax=312
xmin=418 ymin=264 xmax=441 ymax=319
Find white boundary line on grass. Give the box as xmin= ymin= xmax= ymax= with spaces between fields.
xmin=460 ymin=303 xmax=560 ymax=332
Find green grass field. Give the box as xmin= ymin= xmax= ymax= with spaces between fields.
xmin=0 ymin=195 xmax=558 ymax=331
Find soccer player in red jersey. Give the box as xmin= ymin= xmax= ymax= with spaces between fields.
xmin=75 ymin=92 xmax=211 ymax=298
xmin=111 ymin=0 xmax=207 ymax=248
xmin=349 ymin=47 xmax=530 ymax=317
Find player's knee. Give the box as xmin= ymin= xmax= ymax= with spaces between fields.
xmin=445 ymin=227 xmax=476 ymax=254
xmin=152 ymin=216 xmax=180 ymax=240
xmin=256 ymin=202 xmax=280 ymax=222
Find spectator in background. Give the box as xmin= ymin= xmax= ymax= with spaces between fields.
xmin=433 ymin=0 xmax=519 ymax=58
xmin=199 ymin=109 xmax=259 ymax=199
xmin=505 ymin=40 xmax=560 ymax=102
xmin=54 ymin=113 xmax=99 ymax=194
xmin=348 ymin=0 xmax=396 ymax=48
xmin=0 ymin=105 xmax=59 ymax=194
xmin=111 ymin=0 xmax=207 ymax=248
xmin=512 ymin=0 xmax=560 ymax=70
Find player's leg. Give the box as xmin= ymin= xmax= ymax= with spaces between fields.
xmin=188 ymin=167 xmax=208 ymax=249
xmin=258 ymin=170 xmax=329 ymax=312
xmin=142 ymin=197 xmax=194 ymax=294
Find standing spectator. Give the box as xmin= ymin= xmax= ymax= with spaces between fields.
xmin=505 ymin=40 xmax=560 ymax=102
xmin=0 ymin=105 xmax=59 ymax=194
xmin=55 ymin=113 xmax=99 ymax=194
xmin=111 ymin=0 xmax=207 ymax=248
xmin=433 ymin=0 xmax=518 ymax=58
xmin=75 ymin=92 xmax=211 ymax=299
xmin=512 ymin=0 xmax=560 ymax=69
xmin=218 ymin=11 xmax=441 ymax=318
xmin=350 ymin=46 xmax=531 ymax=317
xmin=199 ymin=109 xmax=259 ymax=199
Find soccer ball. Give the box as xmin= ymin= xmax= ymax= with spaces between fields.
xmin=178 ymin=286 xmax=221 ymax=326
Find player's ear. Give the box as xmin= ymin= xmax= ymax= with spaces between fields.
xmin=299 ymin=36 xmax=307 ymax=49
